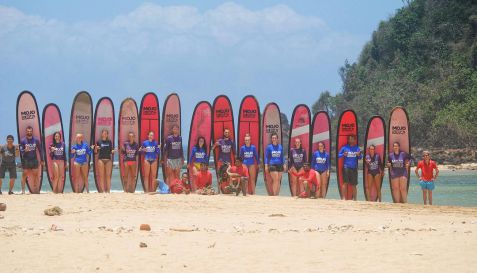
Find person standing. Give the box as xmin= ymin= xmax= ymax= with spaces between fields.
xmin=387 ymin=142 xmax=410 ymax=203
xmin=288 ymin=138 xmax=307 ymax=196
xmin=264 ymin=133 xmax=287 ymax=196
xmin=0 ymin=135 xmax=19 ymax=194
xmin=311 ymin=142 xmax=331 ymax=198
xmin=365 ymin=144 xmax=383 ymax=202
xmin=415 ymin=151 xmax=439 ymax=205
xmin=239 ymin=134 xmax=259 ymax=194
xmin=338 ymin=135 xmax=362 ymax=201
xmin=164 ymin=125 xmax=184 ymax=186
xmin=48 ymin=132 xmax=66 ymax=193
xmin=19 ymin=126 xmax=44 ymax=194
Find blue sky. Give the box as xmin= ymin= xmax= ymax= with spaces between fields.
xmin=0 ymin=1 xmax=405 ymax=143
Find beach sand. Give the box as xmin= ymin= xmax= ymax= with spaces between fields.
xmin=0 ymin=193 xmax=476 ymax=273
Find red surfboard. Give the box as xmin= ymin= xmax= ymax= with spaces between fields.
xmin=187 ymin=101 xmax=212 ymax=190
xmin=212 ymin=95 xmax=235 ymax=179
xmin=69 ymin=91 xmax=93 ymax=193
xmin=237 ymin=95 xmax=260 ymax=193
xmin=161 ymin=93 xmax=181 ymax=182
xmin=388 ymin=107 xmax=410 ymax=202
xmin=363 ymin=116 xmax=385 ymax=201
xmin=336 ymin=109 xmax=358 ymax=200
xmin=139 ymin=93 xmax=160 ymax=192
xmin=118 ymin=98 xmax=139 ymax=193
xmin=311 ymin=111 xmax=331 ymax=196
xmin=288 ymin=104 xmax=311 ymax=196
xmin=42 ymin=103 xmax=66 ymax=193
xmin=16 ymin=91 xmax=43 ymax=193
xmin=93 ymin=97 xmax=115 ymax=193
xmin=262 ymin=103 xmax=282 ymax=196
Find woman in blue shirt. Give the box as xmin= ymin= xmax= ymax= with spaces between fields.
xmin=288 ymin=138 xmax=307 ymax=196
xmin=188 ymin=136 xmax=209 ymax=190
xmin=140 ymin=131 xmax=160 ymax=192
xmin=239 ymin=134 xmax=259 ymax=194
xmin=264 ymin=133 xmax=286 ymax=196
xmin=311 ymin=141 xmax=331 ymax=198
xmin=70 ymin=133 xmax=92 ymax=193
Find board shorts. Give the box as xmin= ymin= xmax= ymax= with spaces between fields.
xmin=0 ymin=163 xmax=17 ymax=179
xmin=193 ymin=163 xmax=201 ymax=170
xmin=167 ymin=158 xmax=182 ymax=169
xmin=343 ymin=167 xmax=358 ymax=185
xmin=125 ymin=161 xmax=136 ymax=166
xmin=22 ymin=158 xmax=39 ymax=170
xmin=269 ymin=164 xmax=284 ymax=172
xmin=419 ymin=180 xmax=435 ymax=191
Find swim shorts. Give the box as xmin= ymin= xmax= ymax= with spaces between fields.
xmin=419 ymin=180 xmax=435 ymax=191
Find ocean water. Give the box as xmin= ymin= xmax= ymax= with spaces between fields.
xmin=4 ymin=169 xmax=477 ymax=207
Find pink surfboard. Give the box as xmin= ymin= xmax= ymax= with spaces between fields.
xmin=42 ymin=103 xmax=66 ymax=193
xmin=262 ymin=103 xmax=282 ymax=196
xmin=93 ymin=97 xmax=115 ymax=192
xmin=69 ymin=91 xmax=93 ymax=193
xmin=388 ymin=107 xmax=410 ymax=202
xmin=118 ymin=98 xmax=139 ymax=193
xmin=139 ymin=92 xmax=160 ymax=192
xmin=336 ymin=109 xmax=358 ymax=200
xmin=161 ymin=93 xmax=181 ymax=182
xmin=187 ymin=101 xmax=212 ymax=190
xmin=311 ymin=111 xmax=331 ymax=197
xmin=363 ymin=116 xmax=385 ymax=201
xmin=16 ymin=91 xmax=43 ymax=193
xmin=237 ymin=95 xmax=261 ymax=193
xmin=287 ymin=104 xmax=311 ymax=196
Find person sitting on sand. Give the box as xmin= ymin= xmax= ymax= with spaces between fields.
xmin=415 ymin=151 xmax=439 ymax=205
xmin=169 ymin=172 xmax=191 ymax=194
xmin=290 ymin=162 xmax=320 ymax=198
xmin=223 ymin=157 xmax=248 ymax=196
xmin=194 ymin=162 xmax=216 ymax=195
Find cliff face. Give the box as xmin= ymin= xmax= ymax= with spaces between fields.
xmin=313 ymin=0 xmax=477 ymax=149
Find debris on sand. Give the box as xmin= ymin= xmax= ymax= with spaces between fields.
xmin=0 ymin=203 xmax=6 ymax=211
xmin=139 ymin=242 xmax=148 ymax=248
xmin=44 ymin=206 xmax=63 ymax=216
xmin=268 ymin=213 xmax=286 ymax=217
xmin=140 ymin=224 xmax=151 ymax=231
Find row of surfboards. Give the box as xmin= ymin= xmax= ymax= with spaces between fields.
xmin=16 ymin=90 xmax=409 ymax=201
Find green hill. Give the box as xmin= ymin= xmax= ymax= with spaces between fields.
xmin=313 ymin=0 xmax=477 ymax=149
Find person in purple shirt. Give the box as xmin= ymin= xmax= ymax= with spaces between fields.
xmin=338 ymin=135 xmax=362 ymax=201
xmin=288 ymin=138 xmax=307 ymax=196
xmin=164 ymin=125 xmax=184 ymax=186
xmin=387 ymin=142 xmax=410 ymax=203
xmin=212 ymin=128 xmax=236 ymax=172
xmin=121 ymin=132 xmax=139 ymax=192
xmin=49 ymin=131 xmax=66 ymax=193
xmin=365 ymin=144 xmax=383 ymax=202
xmin=19 ymin=126 xmax=44 ymax=194
xmin=311 ymin=141 xmax=331 ymax=198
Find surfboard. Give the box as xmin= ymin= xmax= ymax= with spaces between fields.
xmin=262 ymin=103 xmax=282 ymax=196
xmin=288 ymin=104 xmax=311 ymax=196
xmin=363 ymin=116 xmax=386 ymax=201
xmin=69 ymin=91 xmax=93 ymax=193
xmin=16 ymin=91 xmax=43 ymax=193
xmin=187 ymin=101 xmax=212 ymax=190
xmin=336 ymin=109 xmax=358 ymax=200
xmin=388 ymin=106 xmax=410 ymax=202
xmin=41 ymin=103 xmax=66 ymax=193
xmin=118 ymin=98 xmax=139 ymax=193
xmin=139 ymin=92 xmax=160 ymax=192
xmin=237 ymin=95 xmax=260 ymax=192
xmin=311 ymin=111 xmax=331 ymax=196
xmin=92 ymin=97 xmax=115 ymax=193
xmin=161 ymin=93 xmax=181 ymax=182
xmin=212 ymin=95 xmax=235 ymax=179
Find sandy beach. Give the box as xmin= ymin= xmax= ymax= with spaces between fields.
xmin=0 ymin=193 xmax=476 ymax=273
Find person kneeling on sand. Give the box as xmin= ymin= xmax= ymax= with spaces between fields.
xmin=195 ymin=162 xmax=216 ymax=195
xmin=290 ymin=162 xmax=320 ymax=198
xmin=169 ymin=173 xmax=191 ymax=194
xmin=223 ymin=157 xmax=248 ymax=196
xmin=415 ymin=151 xmax=439 ymax=205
